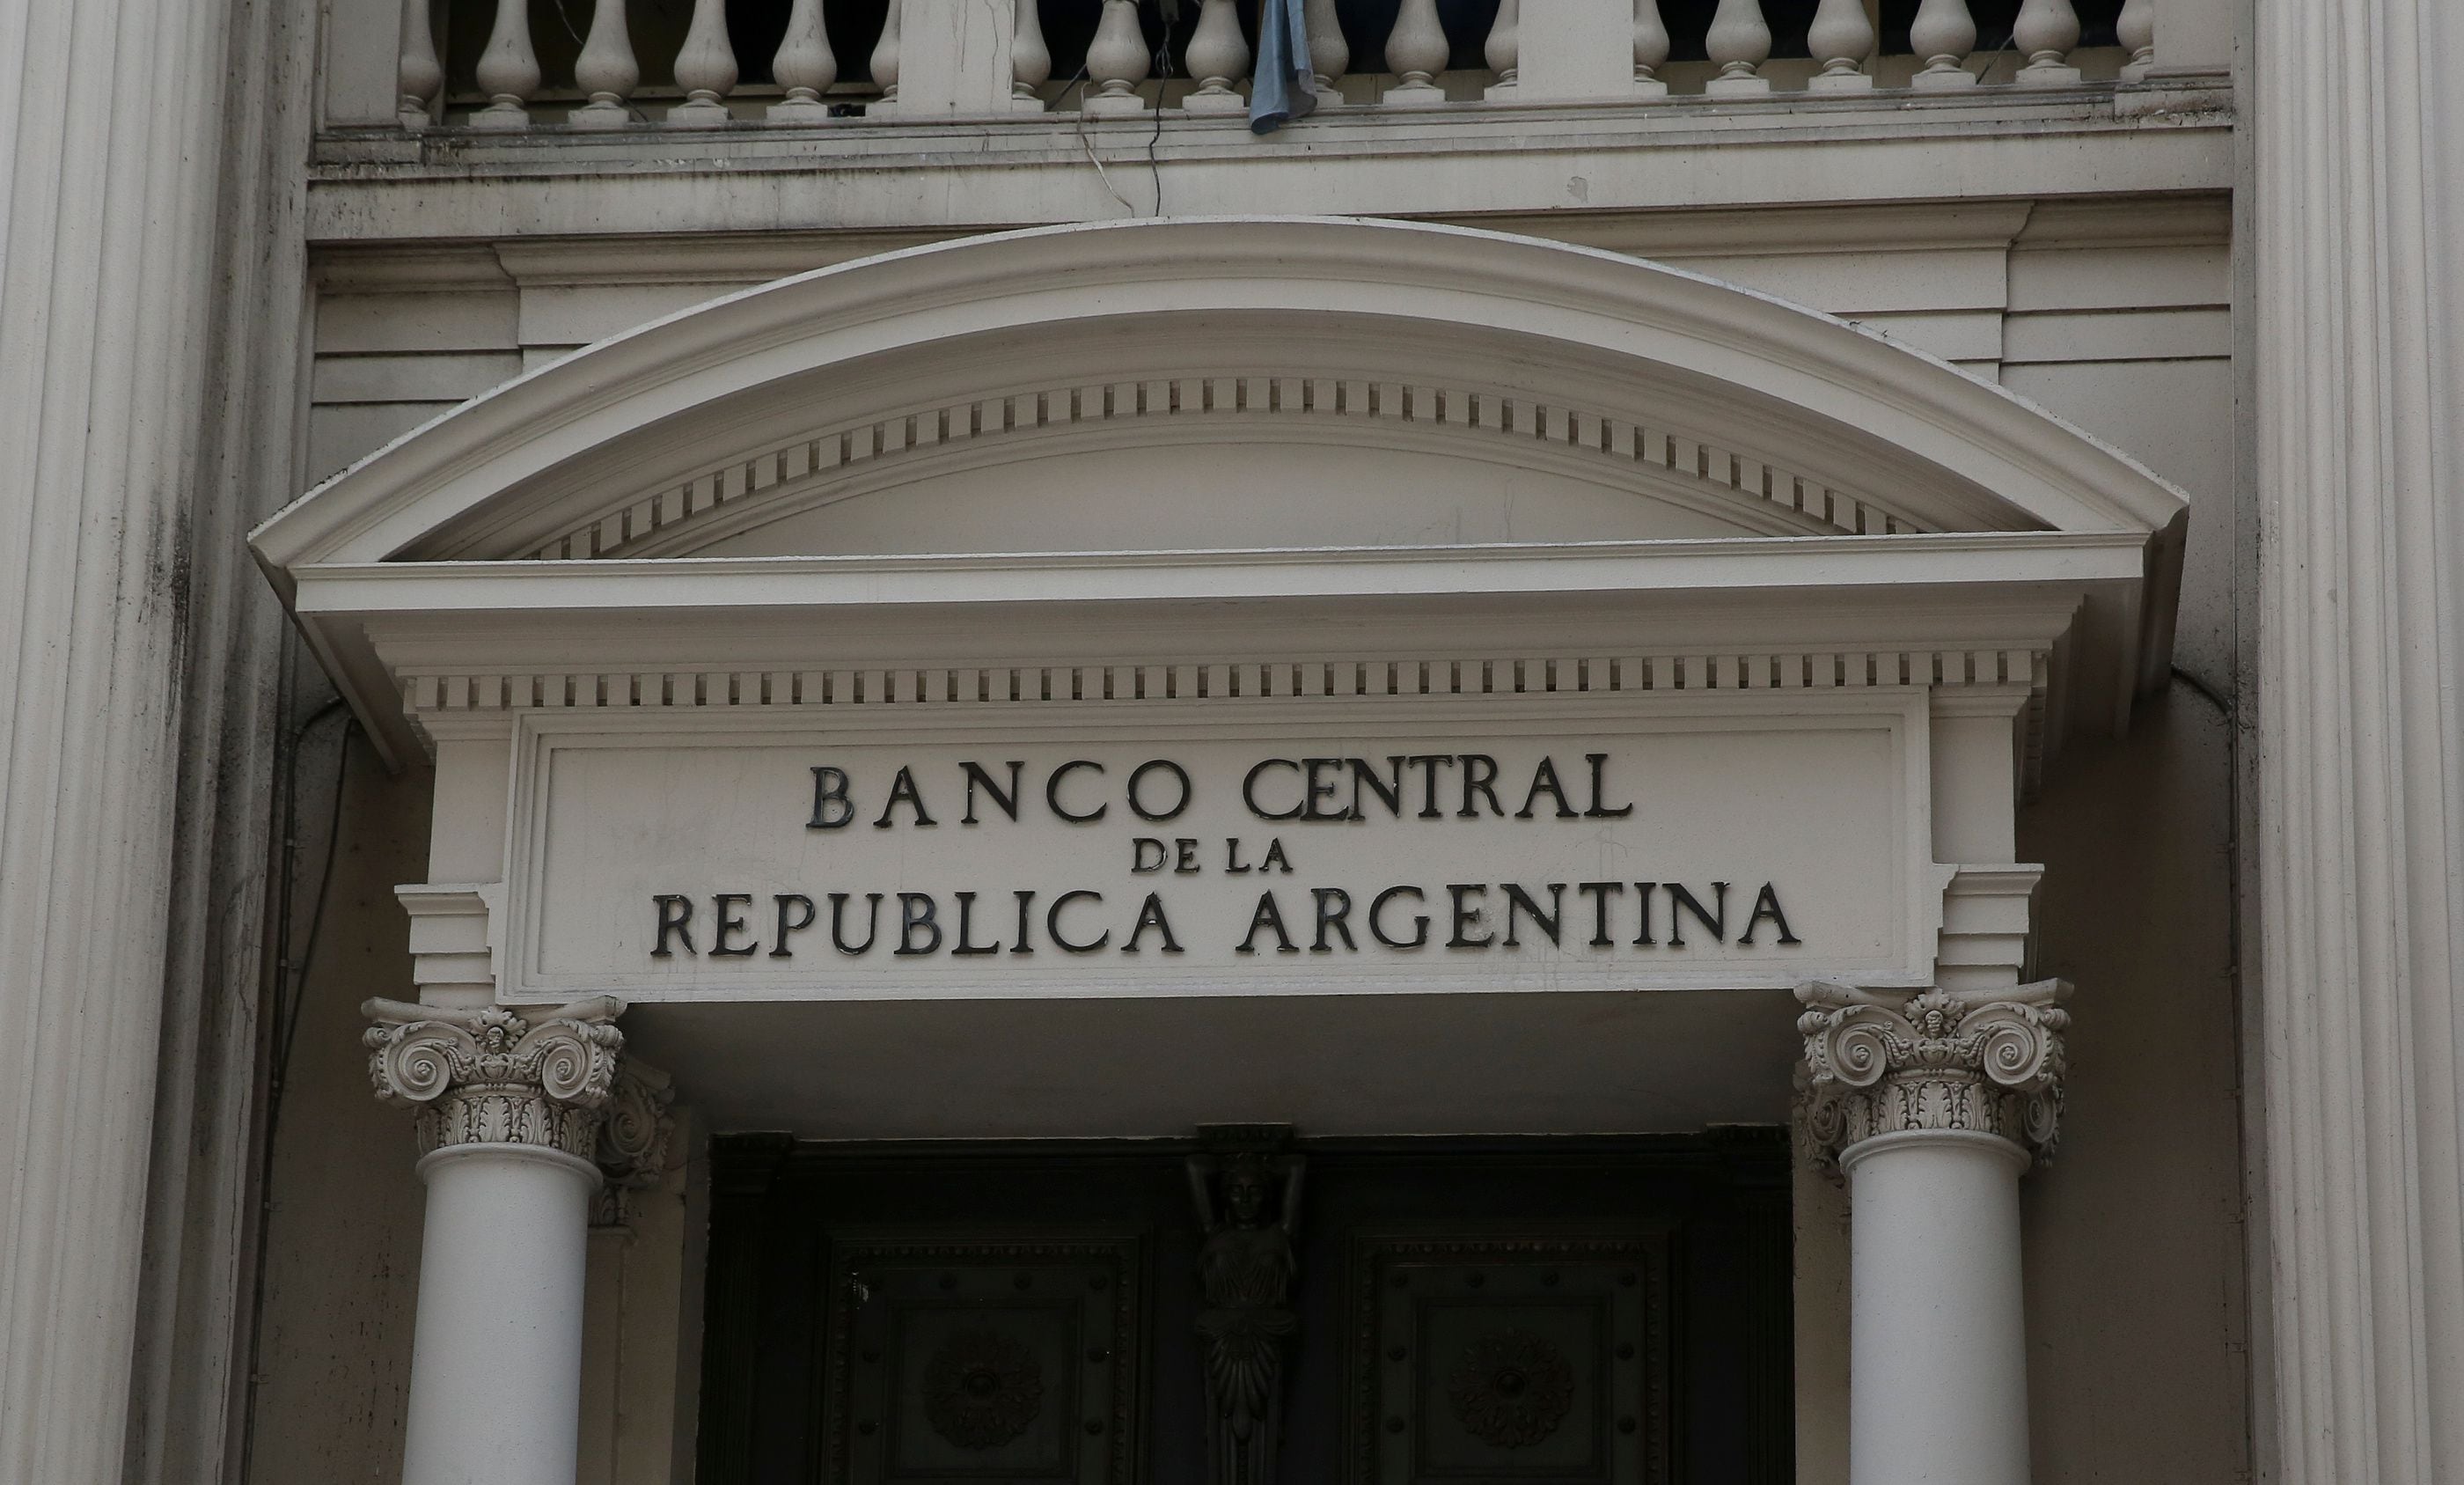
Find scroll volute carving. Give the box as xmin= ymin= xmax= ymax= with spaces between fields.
xmin=1187 ymin=1125 xmax=1306 ymax=1485
xmin=362 ymin=994 xmax=626 ymax=1161
xmin=1795 ymin=979 xmax=2072 ymax=1165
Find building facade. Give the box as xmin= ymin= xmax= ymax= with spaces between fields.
xmin=0 ymin=1 xmax=2456 ymax=1483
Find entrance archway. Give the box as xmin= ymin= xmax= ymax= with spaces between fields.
xmin=256 ymin=216 xmax=2185 ymax=1485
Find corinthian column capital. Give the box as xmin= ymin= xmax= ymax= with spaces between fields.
xmin=363 ymin=995 xmax=627 ymax=1165
xmin=1795 ymin=979 xmax=2072 ymax=1167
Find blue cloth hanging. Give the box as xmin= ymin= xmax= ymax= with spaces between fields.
xmin=1249 ymin=0 xmax=1317 ymax=134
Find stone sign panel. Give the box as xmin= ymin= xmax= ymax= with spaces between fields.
xmin=495 ymin=695 xmax=1932 ymax=1003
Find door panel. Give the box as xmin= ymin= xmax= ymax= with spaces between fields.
xmin=822 ymin=1236 xmax=1143 ymax=1484
xmin=1349 ymin=1234 xmax=1672 ymax=1485
xmin=697 ymin=1134 xmax=1788 ymax=1485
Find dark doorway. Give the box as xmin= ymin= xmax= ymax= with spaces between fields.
xmin=698 ymin=1131 xmax=1792 ymax=1485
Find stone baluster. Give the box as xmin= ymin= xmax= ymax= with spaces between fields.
xmin=1805 ymin=0 xmax=1874 ymax=89
xmin=1632 ymin=0 xmax=1670 ymax=97
xmin=668 ymin=0 xmax=738 ymax=123
xmin=471 ymin=0 xmax=540 ymax=128
xmin=869 ymin=0 xmax=902 ymax=110
xmin=571 ymin=0 xmax=640 ymax=127
xmin=1306 ymin=0 xmax=1348 ymax=104
xmin=1798 ymin=981 xmax=2070 ymax=1485
xmin=1012 ymin=0 xmax=1052 ymax=111
xmin=1910 ymin=0 xmax=1977 ymax=87
xmin=368 ymin=996 xmax=630 ymax=1485
xmin=1704 ymin=0 xmax=1771 ymax=94
xmin=1184 ymin=0 xmax=1253 ymax=114
xmin=2013 ymin=0 xmax=2080 ymax=83
xmin=769 ymin=0 xmax=838 ymax=121
xmin=1482 ymin=0 xmax=1519 ymax=99
xmin=1082 ymin=0 xmax=1149 ymax=114
xmin=1382 ymin=0 xmax=1449 ymax=103
xmin=2116 ymin=0 xmax=2153 ymax=79
xmin=398 ymin=0 xmax=444 ymax=127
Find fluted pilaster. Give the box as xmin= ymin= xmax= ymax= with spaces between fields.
xmin=0 ymin=0 xmax=256 ymax=1469
xmin=2254 ymin=0 xmax=2464 ymax=1477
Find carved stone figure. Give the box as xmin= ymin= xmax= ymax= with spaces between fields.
xmin=1187 ymin=1139 xmax=1306 ymax=1485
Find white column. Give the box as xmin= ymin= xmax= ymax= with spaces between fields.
xmin=365 ymin=996 xmax=628 ymax=1485
xmin=1798 ymin=980 xmax=2070 ymax=1485
xmin=2254 ymin=0 xmax=2464 ymax=1478
xmin=0 ymin=0 xmax=252 ymax=1467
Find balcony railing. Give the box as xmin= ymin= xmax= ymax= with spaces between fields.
xmin=392 ymin=0 xmax=2155 ymax=132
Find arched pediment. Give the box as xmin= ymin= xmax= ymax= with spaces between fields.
xmin=252 ymin=217 xmax=2188 ymax=766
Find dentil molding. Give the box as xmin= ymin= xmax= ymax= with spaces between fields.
xmin=1794 ymin=979 xmax=2071 ymax=1165
xmin=363 ymin=995 xmax=627 ymax=1164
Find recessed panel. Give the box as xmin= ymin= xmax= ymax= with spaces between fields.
xmin=500 ymin=693 xmax=1928 ymax=1003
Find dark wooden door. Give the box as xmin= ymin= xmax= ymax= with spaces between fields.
xmin=697 ymin=1133 xmax=1791 ymax=1485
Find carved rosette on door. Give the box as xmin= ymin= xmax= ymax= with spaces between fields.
xmin=1349 ymin=1234 xmax=1674 ymax=1485
xmin=821 ymin=1237 xmax=1142 ymax=1485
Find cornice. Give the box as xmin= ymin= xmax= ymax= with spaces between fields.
xmin=304 ymin=87 xmax=2232 ymax=249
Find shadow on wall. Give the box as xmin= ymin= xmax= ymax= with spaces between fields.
xmin=2015 ymin=686 xmax=2248 ymax=1485
xmin=243 ymin=731 xmax=434 ymax=1485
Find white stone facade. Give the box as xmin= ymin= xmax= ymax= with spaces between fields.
xmin=1 ymin=0 xmax=2456 ymax=1481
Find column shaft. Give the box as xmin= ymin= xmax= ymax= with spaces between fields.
xmin=1844 ymin=1131 xmax=2030 ymax=1485
xmin=403 ymin=1148 xmax=600 ymax=1485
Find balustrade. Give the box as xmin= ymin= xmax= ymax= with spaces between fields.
xmin=391 ymin=0 xmax=2135 ymax=130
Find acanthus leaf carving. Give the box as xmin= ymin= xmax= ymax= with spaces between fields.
xmin=591 ymin=1062 xmax=675 ymax=1227
xmin=363 ymin=994 xmax=627 ymax=1164
xmin=1795 ymin=979 xmax=2071 ymax=1167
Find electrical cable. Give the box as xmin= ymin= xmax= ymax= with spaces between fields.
xmin=233 ymin=694 xmax=350 ymax=1485
xmin=269 ymin=715 xmax=356 ymax=1133
xmin=1067 ymin=64 xmax=1145 ymax=216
